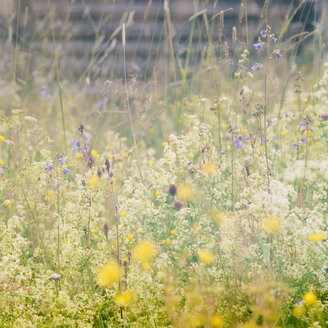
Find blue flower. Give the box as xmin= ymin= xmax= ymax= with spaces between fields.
xmin=220 ymin=151 xmax=224 ymax=155
xmin=276 ymin=53 xmax=282 ymax=59
xmin=63 ymin=168 xmax=71 ymax=175
xmin=253 ymin=43 xmax=264 ymax=51
xmin=260 ymin=30 xmax=266 ymax=38
xmin=267 ymin=120 xmax=272 ymax=126
xmin=300 ymin=137 xmax=307 ymax=143
xmin=40 ymin=90 xmax=53 ymax=101
xmin=299 ymin=121 xmax=306 ymax=127
xmin=44 ymin=165 xmax=53 ymax=172
xmin=251 ymin=65 xmax=260 ymax=71
xmin=97 ymin=100 xmax=105 ymax=110
xmin=291 ymin=143 xmax=298 ymax=148
xmin=72 ymin=141 xmax=80 ymax=151
xmin=235 ymin=136 xmax=243 ymax=150
xmin=59 ymin=154 xmax=66 ymax=164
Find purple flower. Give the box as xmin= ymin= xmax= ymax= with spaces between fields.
xmin=174 ymin=199 xmax=184 ymax=210
xmin=276 ymin=53 xmax=282 ymax=59
xmin=268 ymin=120 xmax=272 ymax=126
xmin=284 ymin=112 xmax=288 ymax=117
xmin=299 ymin=121 xmax=306 ymax=127
xmin=270 ymin=34 xmax=278 ymax=43
xmin=321 ymin=113 xmax=328 ymax=120
xmin=300 ymin=137 xmax=307 ymax=143
xmin=97 ymin=100 xmax=105 ymax=110
xmin=72 ymin=141 xmax=80 ymax=151
xmin=260 ymin=30 xmax=266 ymax=38
xmin=262 ymin=138 xmax=268 ymax=143
xmin=291 ymin=142 xmax=298 ymax=148
xmin=251 ymin=65 xmax=260 ymax=71
xmin=114 ymin=106 xmax=120 ymax=111
xmin=235 ymin=136 xmax=243 ymax=150
xmin=296 ymin=299 xmax=304 ymax=306
xmin=44 ymin=165 xmax=53 ymax=172
xmin=63 ymin=168 xmax=71 ymax=175
xmin=220 ymin=151 xmax=224 ymax=155
xmin=253 ymin=43 xmax=264 ymax=51
xmin=40 ymin=90 xmax=53 ymax=101
xmin=59 ymin=154 xmax=66 ymax=164
xmin=83 ymin=146 xmax=91 ymax=155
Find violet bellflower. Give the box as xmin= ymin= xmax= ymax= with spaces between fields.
xmin=253 ymin=43 xmax=264 ymax=51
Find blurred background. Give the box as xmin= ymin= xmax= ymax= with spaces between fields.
xmin=1 ymin=0 xmax=325 ymax=81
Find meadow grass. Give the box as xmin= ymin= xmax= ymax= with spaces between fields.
xmin=0 ymin=0 xmax=328 ymax=327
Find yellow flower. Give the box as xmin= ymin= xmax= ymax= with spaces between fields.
xmin=67 ymin=216 xmax=72 ymax=222
xmin=258 ymin=146 xmax=264 ymax=152
xmin=149 ymin=160 xmax=154 ymax=166
xmin=281 ymin=131 xmax=288 ymax=136
xmin=88 ymin=175 xmax=99 ymax=187
xmin=91 ymin=227 xmax=99 ymax=233
xmin=161 ymin=141 xmax=167 ymax=147
xmin=308 ymin=232 xmax=324 ymax=242
xmin=262 ymin=216 xmax=281 ymax=234
xmin=211 ymin=315 xmax=223 ymax=327
xmin=48 ymin=191 xmax=53 ymax=198
xmin=108 ymin=154 xmax=113 ymax=159
xmin=121 ymin=152 xmax=128 ymax=157
xmin=57 ymin=168 xmax=61 ymax=174
xmin=155 ymin=191 xmax=160 ymax=196
xmin=76 ymin=153 xmax=83 ymax=159
xmin=126 ymin=234 xmax=133 ymax=241
xmin=3 ymin=199 xmax=11 ymax=206
xmin=99 ymin=246 xmax=104 ymax=251
xmin=303 ymin=292 xmax=317 ymax=306
xmin=210 ymin=211 xmax=230 ymax=226
xmin=122 ymin=257 xmax=128 ymax=263
xmin=96 ymin=261 xmax=122 ymax=288
xmin=201 ymin=163 xmax=216 ymax=176
xmin=115 ymin=290 xmax=133 ymax=306
xmin=293 ymin=305 xmax=306 ymax=316
xmin=222 ymin=124 xmax=228 ymax=129
xmin=40 ymin=152 xmax=46 ymax=158
xmin=170 ymin=229 xmax=178 ymax=235
xmin=243 ymin=322 xmax=258 ymax=328
xmin=0 ymin=136 xmax=6 ymax=142
xmin=106 ymin=144 xmax=111 ymax=150
xmin=120 ymin=211 xmax=127 ymax=218
xmin=197 ymin=249 xmax=215 ymax=264
xmin=0 ymin=160 xmax=4 ymax=165
xmin=176 ymin=184 xmax=193 ymax=203
xmin=91 ymin=149 xmax=100 ymax=159
xmin=132 ymin=240 xmax=157 ymax=264
xmin=306 ymin=130 xmax=312 ymax=137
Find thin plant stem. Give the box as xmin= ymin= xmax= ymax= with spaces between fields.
xmin=48 ymin=0 xmax=67 ymax=154
xmin=122 ymin=23 xmax=144 ymax=185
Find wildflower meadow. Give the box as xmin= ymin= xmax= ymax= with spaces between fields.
xmin=0 ymin=0 xmax=328 ymax=327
